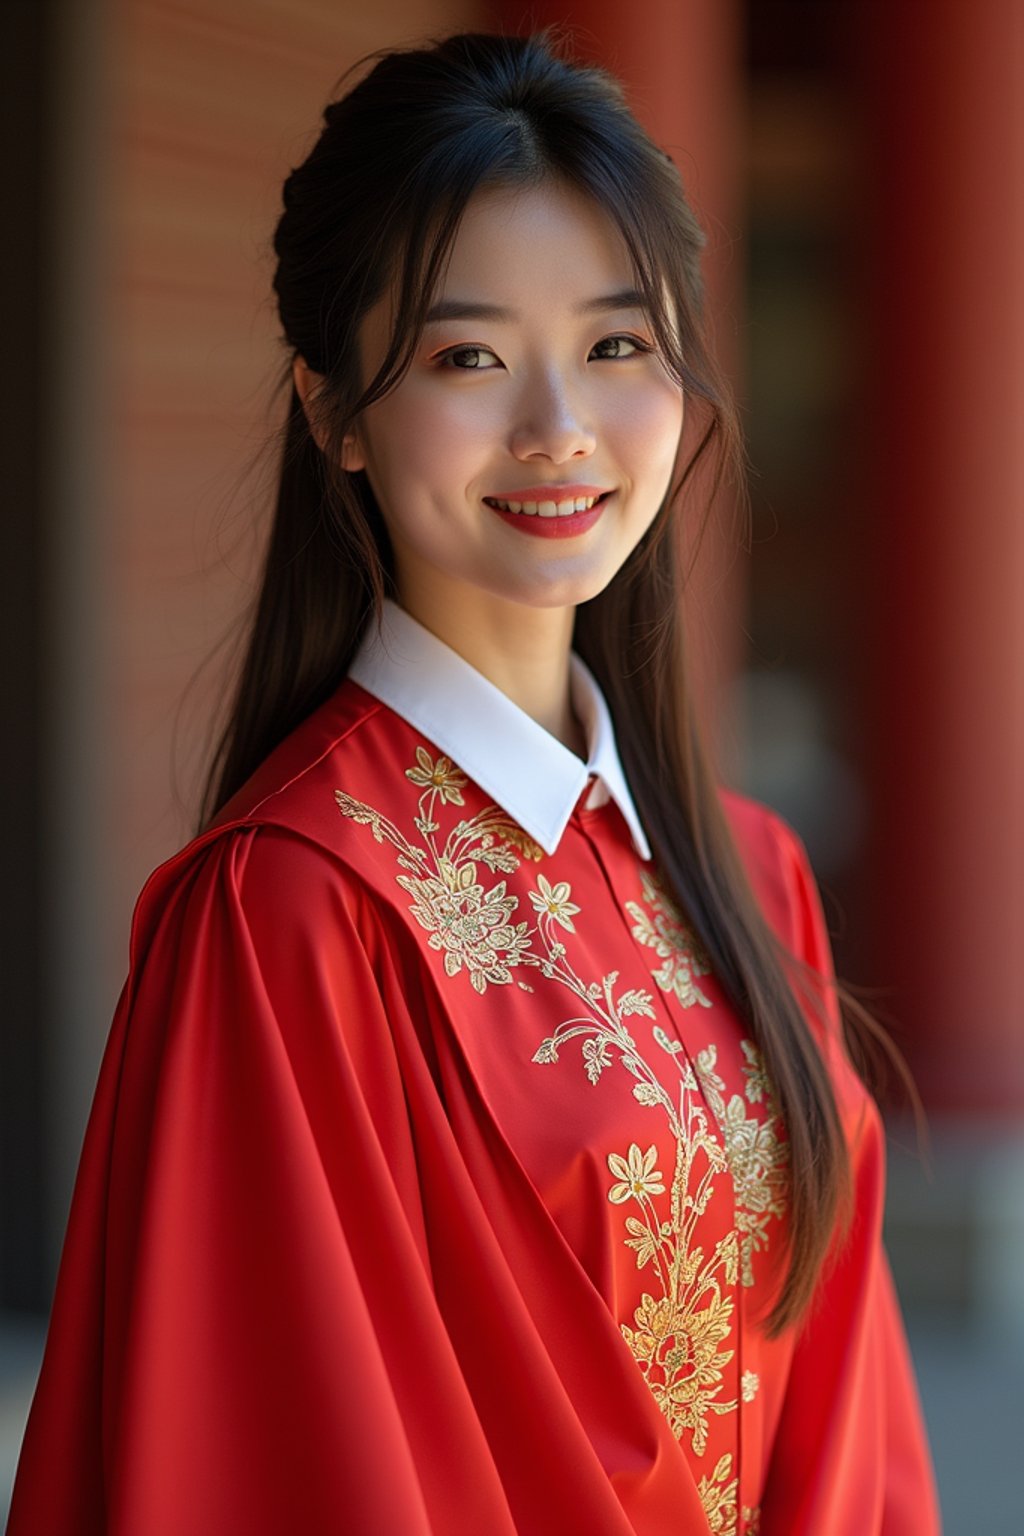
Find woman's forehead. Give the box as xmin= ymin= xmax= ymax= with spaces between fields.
xmin=435 ymin=182 xmax=637 ymax=306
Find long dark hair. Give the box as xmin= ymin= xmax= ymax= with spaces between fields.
xmin=200 ymin=30 xmax=855 ymax=1334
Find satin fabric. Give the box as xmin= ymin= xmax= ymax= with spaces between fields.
xmin=9 ymin=679 xmax=940 ymax=1534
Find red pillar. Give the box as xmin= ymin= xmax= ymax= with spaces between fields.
xmin=855 ymin=1 xmax=1024 ymax=1115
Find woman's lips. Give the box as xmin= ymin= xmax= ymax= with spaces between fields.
xmin=485 ymin=489 xmax=613 ymax=539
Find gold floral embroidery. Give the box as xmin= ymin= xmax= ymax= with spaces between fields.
xmin=608 ymin=1144 xmax=666 ymax=1204
xmin=598 ymin=1102 xmax=738 ymax=1454
xmin=336 ymin=749 xmax=779 ymax=1473
xmin=528 ymin=875 xmax=581 ymax=931
xmin=690 ymin=1043 xmax=788 ymax=1288
xmin=739 ymin=1041 xmax=773 ymax=1105
xmin=627 ymin=872 xmax=790 ymax=1292
xmin=405 ymin=745 xmax=467 ymax=802
xmin=626 ymin=867 xmax=713 ymax=1010
xmin=698 ymin=1453 xmax=739 ymax=1534
xmin=335 ymin=753 xmax=542 ymax=995
xmin=520 ymin=874 xmax=747 ymax=1451
xmin=740 ymin=1370 xmax=760 ymax=1403
xmin=741 ymin=1506 xmax=761 ymax=1535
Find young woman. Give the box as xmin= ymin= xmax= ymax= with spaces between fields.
xmin=9 ymin=31 xmax=939 ymax=1536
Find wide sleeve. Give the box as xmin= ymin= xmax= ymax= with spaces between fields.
xmin=755 ymin=815 xmax=942 ymax=1535
xmin=7 ymin=825 xmax=517 ymax=1536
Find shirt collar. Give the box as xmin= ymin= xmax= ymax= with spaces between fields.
xmin=349 ymin=599 xmax=652 ymax=861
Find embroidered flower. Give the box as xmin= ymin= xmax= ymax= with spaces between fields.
xmin=607 ymin=1143 xmax=666 ymax=1204
xmin=741 ymin=1370 xmax=760 ymax=1403
xmin=529 ymin=874 xmax=581 ymax=932
xmin=626 ymin=866 xmax=713 ymax=1009
xmin=692 ymin=1042 xmax=789 ymax=1287
xmin=624 ymin=1291 xmax=676 ymax=1361
xmin=397 ymin=870 xmax=531 ymax=993
xmin=740 ymin=1039 xmax=772 ymax=1103
xmin=405 ymin=746 xmax=466 ymax=804
xmin=698 ymin=1453 xmax=739 ymax=1535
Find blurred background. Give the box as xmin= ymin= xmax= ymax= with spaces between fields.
xmin=2 ymin=0 xmax=1021 ymax=1527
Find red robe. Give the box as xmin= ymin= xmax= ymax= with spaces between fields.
xmin=8 ymin=676 xmax=940 ymax=1534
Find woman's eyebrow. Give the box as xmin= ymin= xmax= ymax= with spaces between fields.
xmin=424 ymin=289 xmax=648 ymax=324
xmin=576 ymin=288 xmax=647 ymax=316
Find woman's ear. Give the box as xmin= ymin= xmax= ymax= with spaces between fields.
xmin=340 ymin=432 xmax=366 ymax=473
xmin=291 ymin=355 xmax=366 ymax=471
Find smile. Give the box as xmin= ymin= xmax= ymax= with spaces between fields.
xmin=483 ymin=489 xmax=613 ymax=540
xmin=483 ymin=493 xmax=604 ymax=517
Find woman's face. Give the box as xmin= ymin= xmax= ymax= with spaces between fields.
xmin=347 ymin=181 xmax=685 ymax=619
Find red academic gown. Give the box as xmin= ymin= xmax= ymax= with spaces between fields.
xmin=8 ymin=678 xmax=940 ymax=1535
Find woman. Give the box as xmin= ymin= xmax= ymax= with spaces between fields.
xmin=8 ymin=31 xmax=939 ymax=1536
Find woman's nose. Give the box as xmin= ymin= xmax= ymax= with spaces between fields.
xmin=509 ymin=375 xmax=597 ymax=463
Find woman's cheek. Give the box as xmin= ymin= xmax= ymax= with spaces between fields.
xmin=605 ymin=386 xmax=682 ymax=474
xmin=411 ymin=384 xmax=495 ymax=458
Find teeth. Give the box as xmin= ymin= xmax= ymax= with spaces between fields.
xmin=488 ymin=495 xmax=601 ymax=515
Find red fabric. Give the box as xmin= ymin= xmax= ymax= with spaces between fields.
xmin=9 ymin=682 xmax=940 ymax=1535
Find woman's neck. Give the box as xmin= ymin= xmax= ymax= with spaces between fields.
xmin=393 ymin=586 xmax=585 ymax=758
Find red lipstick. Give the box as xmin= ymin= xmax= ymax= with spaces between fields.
xmin=485 ymin=489 xmax=613 ymax=539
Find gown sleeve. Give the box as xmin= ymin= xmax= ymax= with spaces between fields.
xmin=7 ymin=824 xmax=518 ymax=1536
xmin=754 ymin=814 xmax=942 ymax=1535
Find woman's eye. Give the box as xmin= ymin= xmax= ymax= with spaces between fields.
xmin=438 ymin=344 xmax=500 ymax=370
xmin=590 ymin=334 xmax=649 ymax=360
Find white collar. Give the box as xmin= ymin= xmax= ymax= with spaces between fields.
xmin=349 ymin=599 xmax=651 ymax=861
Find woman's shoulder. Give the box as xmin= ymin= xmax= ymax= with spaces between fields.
xmin=205 ymin=676 xmax=387 ymax=839
xmin=127 ymin=681 xmax=411 ymax=966
xmin=124 ymin=821 xmax=364 ymax=986
xmin=718 ymin=788 xmax=831 ymax=970
xmin=721 ymin=786 xmax=811 ymax=902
